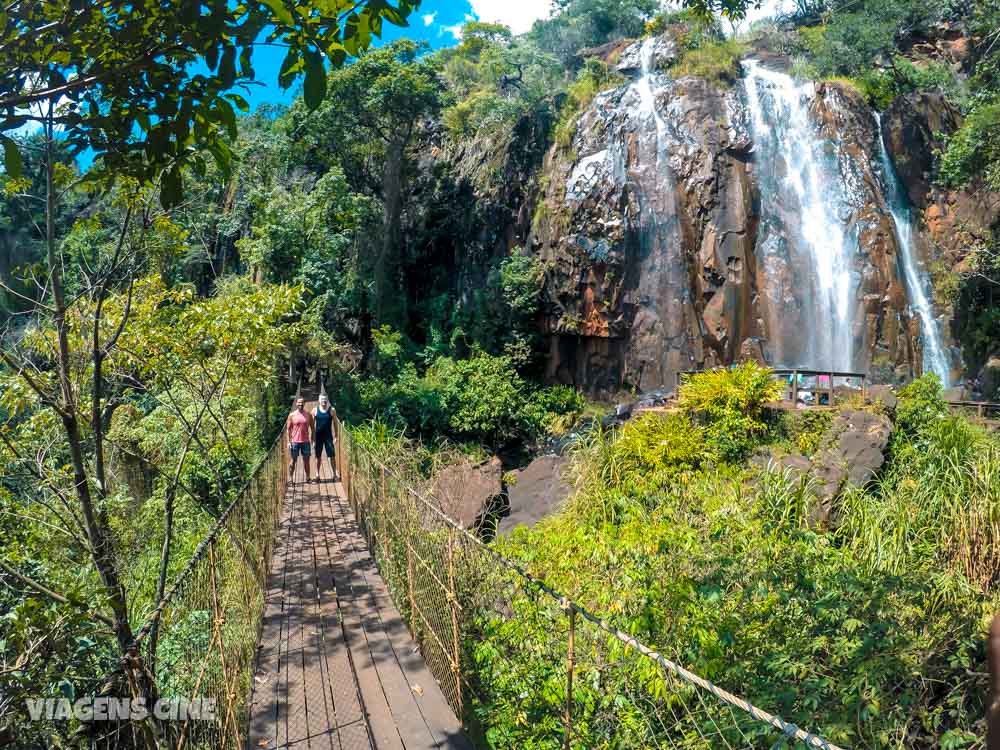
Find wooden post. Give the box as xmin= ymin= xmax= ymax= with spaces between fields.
xmin=988 ymin=613 xmax=1000 ymax=750
xmin=379 ymin=465 xmax=389 ymax=567
xmin=406 ymin=540 xmax=417 ymax=630
xmin=829 ymin=372 xmax=835 ymax=406
xmin=447 ymin=530 xmax=463 ymax=718
xmin=564 ymin=602 xmax=576 ymax=750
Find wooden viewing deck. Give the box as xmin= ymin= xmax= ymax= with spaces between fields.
xmin=246 ymin=405 xmax=471 ymax=750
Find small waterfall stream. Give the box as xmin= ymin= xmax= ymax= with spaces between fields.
xmin=875 ymin=114 xmax=951 ymax=385
xmin=742 ymin=60 xmax=857 ymax=371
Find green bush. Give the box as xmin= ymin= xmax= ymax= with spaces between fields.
xmin=894 ymin=372 xmax=946 ymax=437
xmin=669 ymin=38 xmax=746 ymax=85
xmin=678 ymin=363 xmax=783 ymax=461
xmin=360 ymin=353 xmax=584 ymax=448
xmin=779 ymin=409 xmax=834 ymax=456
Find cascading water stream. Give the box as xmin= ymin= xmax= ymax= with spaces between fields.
xmin=874 ymin=113 xmax=951 ymax=385
xmin=742 ymin=60 xmax=857 ymax=372
xmin=636 ymin=38 xmax=668 ymax=148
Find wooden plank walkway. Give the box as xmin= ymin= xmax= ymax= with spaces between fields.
xmin=246 ymin=421 xmax=471 ymax=750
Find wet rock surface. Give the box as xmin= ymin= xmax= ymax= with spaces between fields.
xmin=531 ymin=37 xmax=934 ymax=397
xmin=532 ymin=35 xmax=759 ymax=397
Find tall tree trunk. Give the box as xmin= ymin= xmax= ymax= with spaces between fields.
xmin=375 ymin=135 xmax=406 ymax=327
xmin=44 ymin=112 xmax=134 ymax=651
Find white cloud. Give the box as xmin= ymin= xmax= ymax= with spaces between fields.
xmin=422 ymin=12 xmax=437 ymax=26
xmin=467 ymin=0 xmax=551 ymax=35
xmin=442 ymin=23 xmax=465 ymax=40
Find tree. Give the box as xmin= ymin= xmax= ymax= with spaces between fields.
xmin=289 ymin=39 xmax=444 ymax=327
xmin=0 ymin=0 xmax=422 ymax=205
xmin=0 ymin=0 xmax=420 ymax=660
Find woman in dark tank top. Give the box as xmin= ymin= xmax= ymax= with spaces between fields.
xmin=313 ymin=394 xmax=337 ymax=480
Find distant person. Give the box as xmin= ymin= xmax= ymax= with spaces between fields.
xmin=312 ymin=394 xmax=338 ymax=481
xmin=286 ymin=397 xmax=314 ymax=484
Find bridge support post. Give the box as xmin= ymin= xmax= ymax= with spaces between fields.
xmin=407 ymin=540 xmax=417 ymax=630
xmin=447 ymin=530 xmax=463 ymax=719
xmin=989 ymin=613 xmax=1000 ymax=750
xmin=791 ymin=370 xmax=799 ymax=406
xmin=564 ymin=601 xmax=576 ymax=750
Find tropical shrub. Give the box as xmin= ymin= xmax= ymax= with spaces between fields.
xmin=678 ymin=363 xmax=783 ymax=461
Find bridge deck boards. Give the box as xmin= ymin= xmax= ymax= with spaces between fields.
xmin=247 ymin=415 xmax=470 ymax=750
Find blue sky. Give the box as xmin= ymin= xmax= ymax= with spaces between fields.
xmin=241 ymin=0 xmax=554 ymax=114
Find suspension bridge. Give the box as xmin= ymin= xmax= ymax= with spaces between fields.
xmin=95 ymin=387 xmax=849 ymax=750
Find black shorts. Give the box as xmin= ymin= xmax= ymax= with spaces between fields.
xmin=315 ymin=433 xmax=334 ymax=459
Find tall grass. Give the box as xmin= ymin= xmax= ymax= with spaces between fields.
xmin=838 ymin=415 xmax=1000 ymax=590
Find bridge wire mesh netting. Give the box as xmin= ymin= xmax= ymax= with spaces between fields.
xmin=93 ymin=411 xmax=289 ymax=749
xmin=337 ymin=422 xmax=846 ymax=750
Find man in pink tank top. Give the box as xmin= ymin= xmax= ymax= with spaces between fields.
xmin=286 ymin=397 xmax=315 ymax=483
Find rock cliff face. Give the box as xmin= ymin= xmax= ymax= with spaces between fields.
xmin=530 ymin=36 xmax=928 ymax=396
xmin=808 ymin=80 xmax=919 ymax=379
xmin=883 ymin=92 xmax=1000 ymax=275
xmin=531 ymin=36 xmax=759 ymax=395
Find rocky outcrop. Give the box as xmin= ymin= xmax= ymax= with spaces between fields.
xmin=426 ymin=456 xmax=503 ymax=529
xmin=529 ymin=35 xmax=943 ymax=396
xmin=497 ymin=454 xmax=573 ymax=535
xmin=882 ymin=93 xmax=1000 ymax=277
xmin=531 ymin=35 xmax=759 ymax=396
xmin=762 ymin=408 xmax=893 ymax=528
xmin=810 ymin=81 xmax=919 ymax=378
xmin=882 ymin=91 xmax=1000 ymax=379
xmin=810 ymin=409 xmax=893 ymax=524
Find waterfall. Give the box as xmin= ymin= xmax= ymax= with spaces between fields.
xmin=636 ymin=38 xmax=668 ymax=146
xmin=874 ymin=114 xmax=951 ymax=385
xmin=742 ymin=60 xmax=857 ymax=372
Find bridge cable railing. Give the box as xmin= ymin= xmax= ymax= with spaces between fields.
xmin=335 ymin=418 xmax=847 ymax=750
xmin=92 ymin=383 xmax=295 ymax=750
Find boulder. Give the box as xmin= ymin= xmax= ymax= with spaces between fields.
xmin=755 ymin=409 xmax=893 ymax=529
xmin=980 ymin=356 xmax=1000 ymax=402
xmin=809 ymin=410 xmax=893 ymax=526
xmin=866 ymin=384 xmax=898 ymax=412
xmin=497 ymin=455 xmax=573 ymax=535
xmin=426 ymin=456 xmax=503 ymax=529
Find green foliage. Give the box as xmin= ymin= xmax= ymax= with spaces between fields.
xmin=941 ymin=0 xmax=1000 ymax=190
xmin=645 ymin=8 xmax=701 ymax=36
xmin=478 ymin=372 xmax=1000 ymax=746
xmin=0 ymin=0 xmax=420 ymax=205
xmin=851 ymin=55 xmax=965 ymax=108
xmin=895 ymin=373 xmax=947 ymax=437
xmin=940 ymin=101 xmax=1000 ymax=191
xmin=359 ymin=353 xmax=585 ymax=448
xmin=438 ymin=23 xmax=561 ymax=141
xmin=670 ymin=37 xmax=746 ymax=85
xmin=780 ymin=409 xmax=835 ymax=456
xmin=954 ymin=279 xmax=1000 ymax=381
xmin=796 ymin=0 xmax=952 ymax=78
xmin=529 ymin=0 xmax=660 ymax=67
xmin=678 ymin=363 xmax=783 ymax=461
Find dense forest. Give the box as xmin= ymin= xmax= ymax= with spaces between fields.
xmin=2 ymin=0 xmax=1000 ymax=747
